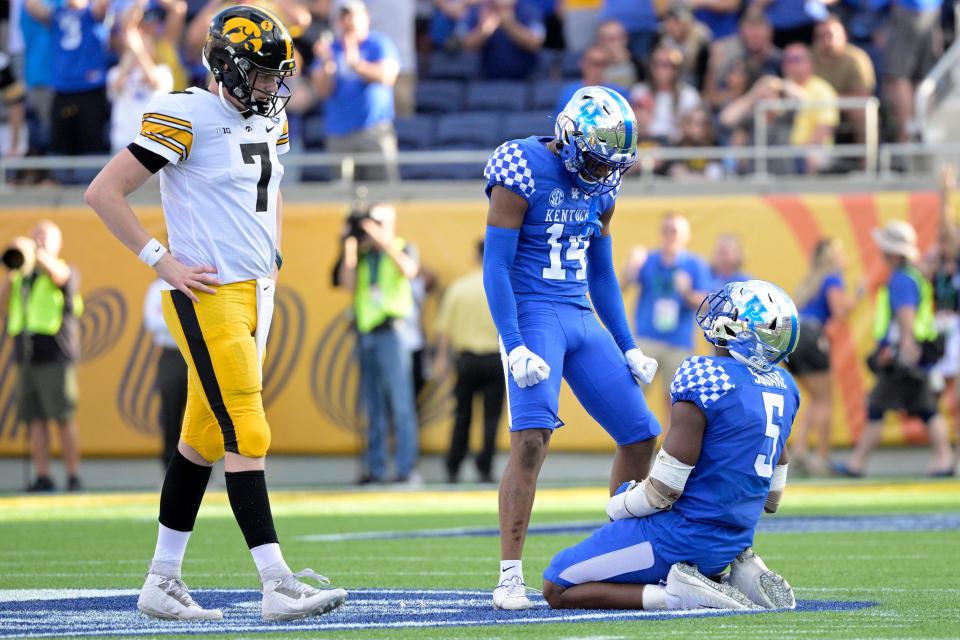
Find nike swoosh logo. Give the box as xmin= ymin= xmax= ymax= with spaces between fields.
xmin=266 ymin=126 xmax=275 ymax=133
xmin=502 ymin=566 xmax=516 ymax=573
xmin=154 ymin=247 xmax=161 ymax=253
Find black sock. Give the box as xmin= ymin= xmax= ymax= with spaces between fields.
xmin=158 ymin=450 xmax=211 ymax=532
xmin=225 ymin=470 xmax=279 ymax=549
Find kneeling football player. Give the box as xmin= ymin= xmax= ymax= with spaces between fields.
xmin=543 ymin=280 xmax=799 ymax=611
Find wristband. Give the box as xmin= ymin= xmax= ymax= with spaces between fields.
xmin=138 ymin=238 xmax=167 ymax=267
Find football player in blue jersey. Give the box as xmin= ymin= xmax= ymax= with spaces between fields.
xmin=541 ymin=280 xmax=800 ymax=612
xmin=483 ymin=86 xmax=662 ymax=610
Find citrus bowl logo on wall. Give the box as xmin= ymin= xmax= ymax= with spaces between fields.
xmin=223 ymin=17 xmax=263 ymax=53
xmin=549 ymin=188 xmax=565 ymax=208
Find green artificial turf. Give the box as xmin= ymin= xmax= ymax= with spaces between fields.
xmin=1 ymin=479 xmax=958 ymax=639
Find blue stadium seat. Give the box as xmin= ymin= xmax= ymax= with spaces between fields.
xmin=427 ymin=51 xmax=479 ymax=80
xmin=434 ymin=112 xmax=502 ymax=149
xmin=405 ymin=112 xmax=499 ymax=180
xmin=530 ymin=79 xmax=566 ymax=111
xmin=394 ymin=115 xmax=436 ymax=150
xmin=502 ymin=111 xmax=554 ymax=141
xmin=561 ymin=49 xmax=582 ymax=78
xmin=465 ymin=81 xmax=528 ymax=113
xmin=415 ymin=80 xmax=465 ymax=114
xmin=302 ymin=113 xmax=326 ymax=149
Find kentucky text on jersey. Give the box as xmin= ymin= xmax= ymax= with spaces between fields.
xmin=484 ymin=136 xmax=616 ymax=307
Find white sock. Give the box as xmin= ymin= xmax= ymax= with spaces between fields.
xmin=251 ymin=543 xmax=291 ymax=581
xmin=642 ymin=584 xmax=668 ymax=610
xmin=499 ymin=560 xmax=523 ymax=585
xmin=150 ymin=524 xmax=191 ymax=577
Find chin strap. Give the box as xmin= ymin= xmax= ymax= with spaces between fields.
xmin=216 ymin=81 xmax=252 ymax=116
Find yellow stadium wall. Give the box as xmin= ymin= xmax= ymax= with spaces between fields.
xmin=0 ymin=191 xmax=952 ymax=457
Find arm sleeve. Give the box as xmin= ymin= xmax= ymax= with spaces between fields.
xmin=587 ymin=234 xmax=637 ymax=352
xmin=483 ymin=225 xmax=524 ymax=353
xmin=127 ymin=142 xmax=169 ymax=173
xmin=134 ymin=93 xmax=194 ymax=164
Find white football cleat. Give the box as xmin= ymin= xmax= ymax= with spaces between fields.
xmin=261 ymin=569 xmax=347 ymax=621
xmin=728 ymin=548 xmax=796 ymax=609
xmin=493 ymin=575 xmax=534 ymax=610
xmin=137 ymin=573 xmax=224 ymax=620
xmin=665 ymin=563 xmax=760 ymax=611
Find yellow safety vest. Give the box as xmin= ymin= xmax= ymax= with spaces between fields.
xmin=6 ymin=271 xmax=83 ymax=337
xmin=872 ymin=266 xmax=937 ymax=342
xmin=354 ymin=239 xmax=413 ymax=334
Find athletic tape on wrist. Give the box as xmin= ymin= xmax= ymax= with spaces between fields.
xmin=138 ymin=238 xmax=168 ymax=267
xmin=770 ymin=464 xmax=788 ymax=492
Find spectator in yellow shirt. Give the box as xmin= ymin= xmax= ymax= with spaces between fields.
xmin=783 ymin=43 xmax=838 ymax=175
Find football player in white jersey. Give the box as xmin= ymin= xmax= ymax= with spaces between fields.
xmin=85 ymin=5 xmax=347 ymax=622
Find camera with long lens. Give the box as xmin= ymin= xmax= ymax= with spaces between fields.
xmin=2 ymin=246 xmax=24 ymax=270
xmin=344 ymin=186 xmax=379 ymax=241
xmin=2 ymin=238 xmax=35 ymax=271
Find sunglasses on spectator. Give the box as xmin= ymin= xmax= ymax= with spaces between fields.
xmin=653 ymin=58 xmax=678 ymax=68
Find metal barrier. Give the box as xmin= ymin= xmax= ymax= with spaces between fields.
xmin=914 ymin=1 xmax=960 ymax=142
xmin=3 ymin=139 xmax=960 ymax=191
xmin=753 ymin=96 xmax=880 ymax=178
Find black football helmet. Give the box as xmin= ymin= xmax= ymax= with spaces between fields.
xmin=203 ymin=5 xmax=296 ymax=118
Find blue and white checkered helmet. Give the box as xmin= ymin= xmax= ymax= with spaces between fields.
xmin=555 ymin=86 xmax=637 ymax=196
xmin=697 ymin=280 xmax=800 ymax=372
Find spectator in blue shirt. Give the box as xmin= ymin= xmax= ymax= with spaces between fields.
xmin=555 ymin=46 xmax=627 ymax=115
xmin=461 ymin=0 xmax=545 ymax=80
xmin=706 ymin=233 xmax=749 ymax=291
xmin=693 ymin=0 xmax=743 ymax=39
xmin=18 ymin=2 xmax=54 ymax=160
xmin=840 ymin=220 xmax=955 ymax=477
xmin=622 ymin=212 xmax=709 ymax=426
xmin=26 ymin=0 xmax=110 ymax=165
xmin=785 ymin=238 xmax=857 ymax=477
xmin=758 ymin=0 xmax=827 ymax=48
xmin=601 ymin=0 xmax=659 ymax=60
xmin=312 ymin=0 xmax=400 ymax=182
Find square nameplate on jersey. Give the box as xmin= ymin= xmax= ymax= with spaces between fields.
xmin=538 ymin=186 xmax=595 ymax=282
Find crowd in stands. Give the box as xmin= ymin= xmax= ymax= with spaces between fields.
xmin=0 ymin=0 xmax=954 ymax=182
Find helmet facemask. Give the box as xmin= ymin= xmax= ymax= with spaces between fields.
xmin=696 ymin=285 xmax=797 ymax=372
xmin=557 ymin=115 xmax=634 ymax=196
xmin=209 ymin=51 xmax=294 ymax=118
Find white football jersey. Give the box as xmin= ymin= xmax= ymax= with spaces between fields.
xmin=134 ymin=87 xmax=290 ymax=285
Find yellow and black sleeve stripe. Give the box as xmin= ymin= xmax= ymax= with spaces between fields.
xmin=276 ymin=120 xmax=289 ymax=148
xmin=139 ymin=112 xmax=193 ymax=162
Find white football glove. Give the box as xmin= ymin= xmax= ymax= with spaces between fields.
xmin=507 ymin=345 xmax=551 ymax=389
xmin=625 ymin=347 xmax=658 ymax=385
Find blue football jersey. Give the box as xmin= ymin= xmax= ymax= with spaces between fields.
xmin=484 ymin=136 xmax=617 ymax=308
xmin=669 ymin=355 xmax=800 ymax=531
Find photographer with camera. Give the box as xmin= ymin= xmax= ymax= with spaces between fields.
xmin=837 ymin=220 xmax=955 ymax=478
xmin=0 ymin=222 xmax=83 ymax=491
xmin=336 ymin=203 xmax=421 ymax=484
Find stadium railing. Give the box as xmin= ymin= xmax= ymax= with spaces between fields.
xmin=752 ymin=96 xmax=880 ymax=178
xmin=915 ymin=1 xmax=960 ymax=143
xmin=2 ymin=141 xmax=959 ymax=191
